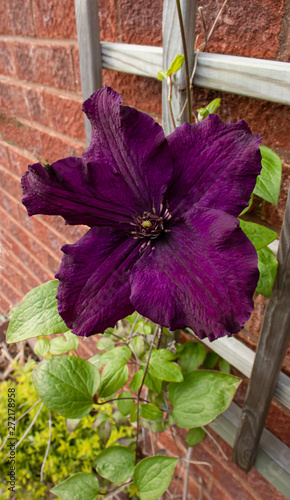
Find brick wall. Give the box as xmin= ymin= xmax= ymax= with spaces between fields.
xmin=0 ymin=0 xmax=289 ymax=498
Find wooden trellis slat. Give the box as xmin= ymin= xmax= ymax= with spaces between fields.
xmin=74 ymin=0 xmax=102 ymax=144
xmin=162 ymin=0 xmax=197 ymax=135
xmin=232 ymin=187 xmax=290 ymax=472
xmin=101 ymin=42 xmax=290 ymax=106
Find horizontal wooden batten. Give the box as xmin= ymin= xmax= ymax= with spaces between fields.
xmin=101 ymin=42 xmax=290 ymax=105
xmin=186 ymin=329 xmax=290 ymax=411
xmin=209 ymin=402 xmax=290 ymax=499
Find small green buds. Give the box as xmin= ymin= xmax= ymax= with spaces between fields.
xmin=142 ymin=220 xmax=153 ymax=228
xmin=197 ymin=98 xmax=221 ymax=122
xmin=157 ymin=54 xmax=185 ymax=82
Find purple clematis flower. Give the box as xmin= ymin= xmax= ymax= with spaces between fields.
xmin=21 ymin=86 xmax=262 ymax=342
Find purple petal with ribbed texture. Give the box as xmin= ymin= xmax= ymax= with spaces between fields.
xmin=166 ymin=115 xmax=262 ymax=218
xmin=21 ymin=157 xmax=141 ymax=229
xmin=55 ymin=227 xmax=140 ymax=336
xmin=130 ymin=207 xmax=258 ymax=341
xmin=82 ymin=85 xmax=173 ymax=214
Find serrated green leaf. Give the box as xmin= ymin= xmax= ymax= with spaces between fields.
xmin=149 ymin=358 xmax=183 ymax=382
xmin=256 ymin=246 xmax=278 ymax=298
xmin=95 ymin=446 xmax=135 ymax=483
xmin=33 ymin=355 xmax=100 ymax=418
xmin=219 ymin=358 xmax=231 ymax=374
xmin=117 ymin=391 xmax=134 ymax=416
xmin=133 ymin=457 xmax=178 ymax=500
xmin=186 ymin=427 xmax=206 ymax=447
xmin=168 ymin=371 xmax=240 ymax=428
xmin=239 ymin=219 xmax=277 ymax=251
xmin=49 ymin=331 xmax=78 ymax=355
xmin=34 ymin=338 xmax=50 ymax=356
xmin=129 ymin=370 xmax=143 ymax=392
xmin=6 ymin=280 xmax=69 ymax=343
xmin=142 ymin=365 xmax=162 ymax=394
xmin=254 ymin=146 xmax=282 ymax=204
xmin=167 ymin=53 xmax=184 ymax=75
xmin=97 ymin=337 xmax=114 ymax=350
xmin=203 ymin=351 xmax=219 ymax=369
xmin=151 ymin=349 xmax=177 ymax=361
xmin=51 ymin=472 xmax=99 ymax=500
xmin=178 ymin=342 xmax=206 ymax=372
xmin=140 ymin=403 xmax=163 ymax=421
xmin=99 ymin=359 xmax=129 ymax=398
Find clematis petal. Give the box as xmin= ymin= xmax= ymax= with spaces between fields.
xmin=55 ymin=227 xmax=140 ymax=336
xmin=130 ymin=207 xmax=258 ymax=341
xmin=21 ymin=157 xmax=141 ymax=229
xmin=166 ymin=114 xmax=262 ymax=217
xmin=82 ymin=85 xmax=173 ymax=212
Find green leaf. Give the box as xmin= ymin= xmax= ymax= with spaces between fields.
xmin=117 ymin=391 xmax=134 ymax=416
xmin=166 ymin=53 xmax=184 ymax=76
xmin=50 ymin=472 xmax=99 ymax=500
xmin=142 ymin=365 xmax=162 ymax=394
xmin=99 ymin=359 xmax=129 ymax=398
xmin=178 ymin=342 xmax=206 ymax=372
xmin=133 ymin=457 xmax=178 ymax=500
xmin=34 ymin=338 xmax=50 ymax=356
xmin=149 ymin=357 xmax=183 ymax=383
xmin=6 ymin=280 xmax=69 ymax=343
xmin=66 ymin=418 xmax=81 ymax=434
xmin=203 ymin=351 xmax=219 ymax=369
xmin=96 ymin=446 xmax=135 ymax=483
xmin=206 ymin=98 xmax=221 ymax=114
xmin=97 ymin=337 xmax=114 ymax=350
xmin=256 ymin=246 xmax=278 ymax=298
xmin=129 ymin=370 xmax=143 ymax=392
xmin=157 ymin=70 xmax=168 ymax=81
xmin=49 ymin=332 xmax=79 ymax=355
xmin=168 ymin=371 xmax=240 ymax=428
xmin=254 ymin=146 xmax=282 ymax=204
xmin=151 ymin=349 xmax=177 ymax=361
xmin=33 ymin=355 xmax=100 ymax=418
xmin=239 ymin=220 xmax=277 ymax=251
xmin=101 ymin=346 xmax=131 ymax=365
xmin=140 ymin=403 xmax=163 ymax=421
xmin=186 ymin=427 xmax=206 ymax=447
xmin=219 ymin=358 xmax=231 ymax=374
xmin=239 ymin=193 xmax=254 ymax=216
xmin=197 ymin=107 xmax=209 ymax=122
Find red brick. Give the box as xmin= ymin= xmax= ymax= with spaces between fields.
xmin=0 ymin=78 xmax=47 ymax=126
xmin=6 ymin=146 xmax=36 ymax=178
xmin=98 ymin=0 xmax=118 ymax=41
xmin=0 ymin=41 xmax=16 ymax=77
xmin=102 ymin=69 xmax=162 ymax=116
xmin=0 ymin=0 xmax=13 ymax=35
xmin=277 ymin=0 xmax=290 ymax=62
xmin=6 ymin=0 xmax=35 ymax=36
xmin=38 ymin=130 xmax=84 ymax=163
xmin=72 ymin=46 xmax=82 ymax=93
xmin=0 ymin=166 xmax=22 ymax=201
xmin=32 ymin=0 xmax=77 ymax=39
xmin=13 ymin=41 xmax=76 ymax=91
xmin=119 ymin=0 xmax=163 ymax=46
xmin=195 ymin=0 xmax=283 ymax=59
xmin=44 ymin=91 xmax=85 ymax=141
xmin=39 ymin=214 xmax=88 ymax=243
xmin=0 ymin=141 xmax=10 ymax=168
xmin=0 ymin=294 xmax=12 ymax=315
xmin=0 ymin=276 xmax=22 ymax=303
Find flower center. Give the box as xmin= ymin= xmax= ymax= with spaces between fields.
xmin=131 ymin=212 xmax=165 ymax=240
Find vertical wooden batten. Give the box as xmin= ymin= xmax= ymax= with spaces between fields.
xmin=74 ymin=0 xmax=103 ymax=145
xmin=232 ymin=186 xmax=290 ymax=472
xmin=162 ymin=0 xmax=197 ymax=135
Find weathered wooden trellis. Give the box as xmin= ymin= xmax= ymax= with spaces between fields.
xmin=74 ymin=0 xmax=290 ymax=496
